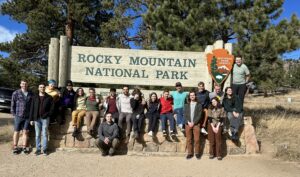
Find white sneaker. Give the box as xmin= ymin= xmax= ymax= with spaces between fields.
xmin=228 ymin=129 xmax=232 ymax=137
xmin=201 ymin=128 xmax=208 ymax=135
xmin=148 ymin=131 xmax=153 ymax=137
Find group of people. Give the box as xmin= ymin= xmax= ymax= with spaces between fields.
xmin=10 ymin=57 xmax=250 ymax=159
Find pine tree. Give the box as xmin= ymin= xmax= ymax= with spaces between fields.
xmin=143 ymin=0 xmax=300 ymax=90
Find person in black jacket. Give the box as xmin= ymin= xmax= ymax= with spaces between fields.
xmin=30 ymin=83 xmax=54 ymax=156
xmin=222 ymin=87 xmax=243 ymax=142
xmin=130 ymin=88 xmax=146 ymax=139
xmin=146 ymin=92 xmax=160 ymax=137
xmin=58 ymin=80 xmax=75 ymax=125
xmin=95 ymin=113 xmax=119 ymax=156
xmin=183 ymin=90 xmax=203 ymax=160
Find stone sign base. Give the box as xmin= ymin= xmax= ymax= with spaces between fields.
xmin=19 ymin=110 xmax=259 ymax=156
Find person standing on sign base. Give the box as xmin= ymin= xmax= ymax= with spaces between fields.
xmin=146 ymin=92 xmax=160 ymax=137
xmin=130 ymin=88 xmax=146 ymax=139
xmin=232 ymin=57 xmax=250 ymax=106
xmin=184 ymin=90 xmax=203 ymax=160
xmin=171 ymin=82 xmax=188 ymax=132
xmin=209 ymin=83 xmax=224 ymax=103
xmin=117 ymin=86 xmax=133 ymax=143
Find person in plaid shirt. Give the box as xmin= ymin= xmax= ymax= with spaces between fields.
xmin=11 ymin=80 xmax=33 ymax=155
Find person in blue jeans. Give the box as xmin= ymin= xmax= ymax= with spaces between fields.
xmin=171 ymin=82 xmax=188 ymax=132
xmin=159 ymin=90 xmax=176 ymax=139
xmin=30 ymin=83 xmax=54 ymax=156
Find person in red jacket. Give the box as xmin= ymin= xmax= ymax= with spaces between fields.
xmin=159 ymin=89 xmax=176 ymax=138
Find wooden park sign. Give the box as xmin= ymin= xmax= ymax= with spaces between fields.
xmin=206 ymin=49 xmax=234 ymax=85
xmin=47 ymin=36 xmax=233 ymax=90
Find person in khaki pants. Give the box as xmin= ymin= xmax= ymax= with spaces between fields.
xmin=85 ymin=88 xmax=102 ymax=137
xmin=71 ymin=88 xmax=87 ymax=137
xmin=207 ymin=97 xmax=226 ymax=160
xmin=183 ymin=91 xmax=203 ymax=160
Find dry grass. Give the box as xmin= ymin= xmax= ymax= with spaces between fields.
xmin=0 ymin=124 xmax=13 ymax=144
xmin=245 ymin=90 xmax=300 ymax=162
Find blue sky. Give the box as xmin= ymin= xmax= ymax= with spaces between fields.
xmin=0 ymin=0 xmax=299 ymax=59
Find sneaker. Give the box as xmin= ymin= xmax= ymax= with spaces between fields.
xmin=23 ymin=147 xmax=30 ymax=155
xmin=42 ymin=150 xmax=48 ymax=156
xmin=201 ymin=128 xmax=208 ymax=135
xmin=148 ymin=131 xmax=153 ymax=137
xmin=186 ymin=154 xmax=193 ymax=159
xmin=13 ymin=147 xmax=19 ymax=155
xmin=228 ymin=129 xmax=232 ymax=137
xmin=195 ymin=154 xmax=201 ymax=160
xmin=50 ymin=120 xmax=57 ymax=125
xmin=209 ymin=155 xmax=214 ymax=159
xmin=162 ymin=130 xmax=167 ymax=137
xmin=217 ymin=156 xmax=222 ymax=160
xmin=72 ymin=129 xmax=78 ymax=138
xmin=170 ymin=131 xmax=176 ymax=139
xmin=34 ymin=150 xmax=41 ymax=156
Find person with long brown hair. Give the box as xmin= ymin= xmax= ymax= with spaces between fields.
xmin=71 ymin=88 xmax=87 ymax=137
xmin=207 ymin=97 xmax=226 ymax=160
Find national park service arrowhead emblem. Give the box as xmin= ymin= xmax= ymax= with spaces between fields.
xmin=206 ymin=49 xmax=234 ymax=85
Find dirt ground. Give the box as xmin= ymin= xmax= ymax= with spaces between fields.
xmin=1 ymin=112 xmax=300 ymax=177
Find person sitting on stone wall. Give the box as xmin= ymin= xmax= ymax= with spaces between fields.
xmin=85 ymin=87 xmax=102 ymax=138
xmin=103 ymin=88 xmax=119 ymax=123
xmin=183 ymin=90 xmax=203 ymax=160
xmin=222 ymin=87 xmax=243 ymax=143
xmin=71 ymin=88 xmax=87 ymax=138
xmin=45 ymin=79 xmax=60 ymax=124
xmin=146 ymin=92 xmax=160 ymax=137
xmin=159 ymin=89 xmax=176 ymax=139
xmin=209 ymin=83 xmax=224 ymax=103
xmin=95 ymin=113 xmax=120 ymax=156
xmin=207 ymin=97 xmax=226 ymax=160
xmin=58 ymin=80 xmax=75 ymax=125
xmin=130 ymin=88 xmax=146 ymax=139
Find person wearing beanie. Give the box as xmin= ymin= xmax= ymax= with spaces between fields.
xmin=45 ymin=79 xmax=60 ymax=124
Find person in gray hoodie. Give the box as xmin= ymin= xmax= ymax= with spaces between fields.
xmin=95 ymin=113 xmax=119 ymax=156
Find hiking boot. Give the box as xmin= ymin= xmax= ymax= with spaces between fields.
xmin=72 ymin=128 xmax=78 ymax=137
xmin=34 ymin=150 xmax=41 ymax=156
xmin=195 ymin=154 xmax=201 ymax=160
xmin=23 ymin=147 xmax=30 ymax=155
xmin=42 ymin=150 xmax=48 ymax=156
xmin=108 ymin=148 xmax=115 ymax=156
xmin=186 ymin=154 xmax=193 ymax=160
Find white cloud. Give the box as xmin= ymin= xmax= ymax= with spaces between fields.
xmin=0 ymin=25 xmax=18 ymax=43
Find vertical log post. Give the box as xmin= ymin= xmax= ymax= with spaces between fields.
xmin=48 ymin=38 xmax=59 ymax=82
